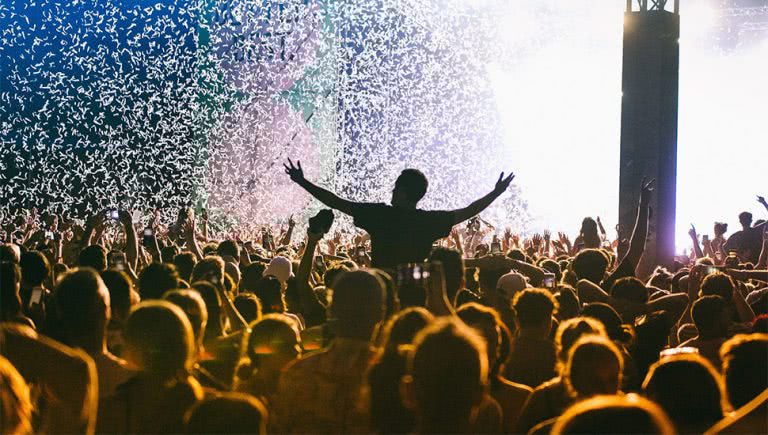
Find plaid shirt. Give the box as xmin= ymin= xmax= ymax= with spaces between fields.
xmin=272 ymin=338 xmax=375 ymax=434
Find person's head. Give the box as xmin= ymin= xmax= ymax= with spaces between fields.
xmin=692 ymin=295 xmax=729 ymax=339
xmin=160 ymin=245 xmax=180 ymax=264
xmin=323 ymin=262 xmax=352 ymax=289
xmin=100 ymin=269 xmax=139 ymax=324
xmin=457 ymin=303 xmax=503 ymax=375
xmin=581 ymin=302 xmax=634 ymax=345
xmin=192 ymin=281 xmax=224 ymax=340
xmin=0 ymin=261 xmax=22 ymax=318
xmin=263 ymin=256 xmax=293 ymax=285
xmin=611 ymin=277 xmax=649 ymax=304
xmin=164 ymin=289 xmax=208 ymax=353
xmin=565 ymin=336 xmax=623 ymax=399
xmin=233 ymin=293 xmax=262 ymax=323
xmin=580 ymin=217 xmax=600 ymax=247
xmin=55 ymin=268 xmax=110 ymax=351
xmin=239 ymin=262 xmax=267 ymax=293
xmin=552 ymin=394 xmax=674 ymax=435
xmin=738 ymin=211 xmax=752 ymax=229
xmin=123 ymin=301 xmax=195 ymax=380
xmin=217 ymin=239 xmax=241 ymax=262
xmin=191 ymin=256 xmax=225 ymax=288
xmin=0 ymin=355 xmax=32 ymax=435
xmin=0 ymin=244 xmax=21 ymax=264
xmin=138 ymin=262 xmax=180 ymax=300
xmin=720 ymin=333 xmax=768 ymax=409
xmin=495 ymin=271 xmax=529 ymax=299
xmin=571 ymin=249 xmax=609 ymax=284
xmin=714 ymin=222 xmax=728 ymax=237
xmin=379 ymin=307 xmax=434 ymax=354
xmin=403 ymin=318 xmax=487 ymax=431
xmin=512 ymin=289 xmax=558 ymax=335
xmin=633 ymin=311 xmax=672 ymax=354
xmin=184 ymin=393 xmax=267 ymax=435
xmin=643 ymin=354 xmax=724 ymax=430
xmin=556 ymin=317 xmax=607 ymax=366
xmin=392 ymin=169 xmax=428 ymax=207
xmin=78 ymin=244 xmax=107 ymax=271
xmin=699 ymin=272 xmax=735 ymax=300
xmin=19 ymin=250 xmax=50 ymax=288
xmin=555 ymin=285 xmax=580 ymax=321
xmin=173 ymin=252 xmax=197 ymax=283
xmin=428 ymin=248 xmax=464 ymax=303
xmin=245 ymin=314 xmax=301 ymax=373
xmin=330 ymin=270 xmax=386 ymax=340
xmin=253 ymin=275 xmax=285 ymax=314
xmin=647 ymin=267 xmax=673 ymax=291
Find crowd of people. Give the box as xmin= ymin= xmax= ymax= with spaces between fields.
xmin=1 ymin=163 xmax=767 ymax=434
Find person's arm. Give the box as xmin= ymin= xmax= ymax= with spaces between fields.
xmin=184 ymin=211 xmax=205 ymax=261
xmin=118 ymin=210 xmax=139 ymax=272
xmin=757 ymin=229 xmax=768 ymax=269
xmin=688 ymin=224 xmax=704 ymax=259
xmin=597 ymin=216 xmax=607 ymax=240
xmin=611 ymin=179 xmax=654 ymax=278
xmin=285 ymin=159 xmax=361 ymax=216
xmin=426 ymin=262 xmax=454 ymax=317
xmin=451 ymin=172 xmax=515 ymax=224
xmin=280 ymin=215 xmax=295 ymax=247
xmin=295 ymin=230 xmax=328 ymax=327
xmin=758 ymin=195 xmax=768 ymax=213
xmin=464 ymin=255 xmax=545 ymax=286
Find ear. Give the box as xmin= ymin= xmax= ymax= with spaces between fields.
xmin=400 ymin=375 xmax=417 ymax=411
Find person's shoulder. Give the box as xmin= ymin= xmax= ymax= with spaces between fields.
xmin=282 ymin=349 xmax=328 ymax=376
xmin=533 ymin=376 xmax=562 ymax=393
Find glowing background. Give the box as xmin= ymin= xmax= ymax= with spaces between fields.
xmin=1 ymin=0 xmax=765 ymax=246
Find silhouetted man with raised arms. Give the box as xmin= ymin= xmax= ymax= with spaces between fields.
xmin=284 ymin=159 xmax=515 ymax=268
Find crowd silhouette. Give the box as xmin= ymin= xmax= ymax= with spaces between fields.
xmin=0 ymin=163 xmax=766 ymax=434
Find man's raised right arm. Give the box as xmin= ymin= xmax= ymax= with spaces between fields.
xmin=284 ymin=159 xmax=360 ymax=216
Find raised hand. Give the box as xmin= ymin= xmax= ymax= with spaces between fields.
xmin=493 ymin=171 xmax=515 ymax=194
xmin=640 ymin=177 xmax=656 ymax=206
xmin=284 ymin=159 xmax=305 ymax=183
xmin=758 ymin=195 xmax=767 ymax=206
xmin=288 ymin=214 xmax=296 ymax=228
xmin=543 ymin=230 xmax=551 ymax=243
xmin=558 ymin=231 xmax=571 ymax=246
xmin=688 ymin=224 xmax=698 ymax=240
xmin=531 ymin=233 xmax=543 ymax=248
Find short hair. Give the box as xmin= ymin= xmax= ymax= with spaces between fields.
xmin=173 ymin=252 xmax=197 ymax=283
xmin=253 ymin=276 xmax=284 ymax=314
xmin=642 ymin=354 xmax=724 ymax=429
xmin=160 ymin=245 xmax=180 ymax=264
xmin=738 ymin=212 xmax=752 ymax=225
xmin=720 ymin=333 xmax=768 ymax=409
xmin=571 ymin=249 xmax=609 ymax=284
xmin=217 ymin=240 xmax=241 ymax=260
xmin=19 ymin=251 xmax=50 ymax=286
xmin=330 ymin=270 xmax=386 ymax=338
xmin=555 ymin=317 xmax=606 ymax=363
xmin=555 ymin=286 xmax=580 ymax=321
xmin=192 ymin=281 xmax=223 ymax=340
xmin=323 ymin=262 xmax=351 ymax=288
xmin=611 ymin=277 xmax=649 ymax=303
xmin=234 ymin=293 xmax=262 ymax=323
xmin=378 ymin=307 xmax=433 ymax=353
xmin=691 ymin=295 xmax=727 ymax=338
xmin=512 ymin=289 xmax=558 ymax=329
xmin=239 ymin=262 xmax=267 ymax=293
xmin=428 ymin=247 xmax=464 ymax=301
xmin=0 ymin=355 xmax=32 ymax=434
xmin=565 ymin=335 xmax=623 ymax=398
xmin=457 ymin=303 xmax=502 ymax=369
xmin=184 ymin=393 xmax=267 ymax=435
xmin=408 ymin=318 xmax=487 ymax=421
xmin=700 ymin=273 xmax=734 ymax=300
xmin=164 ymin=290 xmax=208 ymax=345
xmin=581 ymin=303 xmax=634 ymax=344
xmin=0 ymin=244 xmax=21 ymax=264
xmin=139 ymin=262 xmax=180 ymax=300
xmin=191 ymin=256 xmax=225 ymax=286
xmin=100 ymin=269 xmax=136 ymax=323
xmin=552 ymin=394 xmax=674 ymax=435
xmin=78 ymin=245 xmax=107 ymax=271
xmin=245 ymin=314 xmax=300 ymax=368
xmin=395 ymin=169 xmax=429 ymax=202
xmin=0 ymin=261 xmax=22 ymax=317
xmin=55 ymin=268 xmax=110 ymax=341
xmin=714 ymin=222 xmax=728 ymax=236
xmin=123 ymin=301 xmax=195 ymax=380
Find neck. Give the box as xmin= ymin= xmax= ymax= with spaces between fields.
xmin=519 ymin=327 xmax=549 ymax=339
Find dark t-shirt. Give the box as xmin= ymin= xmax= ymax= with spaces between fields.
xmin=350 ymin=203 xmax=456 ymax=268
xmin=724 ymin=226 xmax=765 ymax=264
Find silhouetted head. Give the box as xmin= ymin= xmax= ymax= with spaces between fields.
xmin=738 ymin=211 xmax=752 ymax=229
xmin=713 ymin=222 xmax=728 ymax=237
xmin=565 ymin=335 xmax=623 ymax=398
xmin=79 ymin=245 xmax=107 ymax=271
xmin=55 ymin=267 xmax=111 ymax=351
xmin=692 ymin=295 xmax=728 ymax=339
xmin=184 ymin=393 xmax=267 ymax=435
xmin=720 ymin=333 xmax=768 ymax=409
xmin=392 ymin=169 xmax=428 ymax=208
xmin=643 ymin=354 xmax=724 ymax=431
xmin=552 ymin=394 xmax=674 ymax=435
xmin=572 ymin=249 xmax=609 ymax=284
xmin=330 ymin=270 xmax=386 ymax=340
